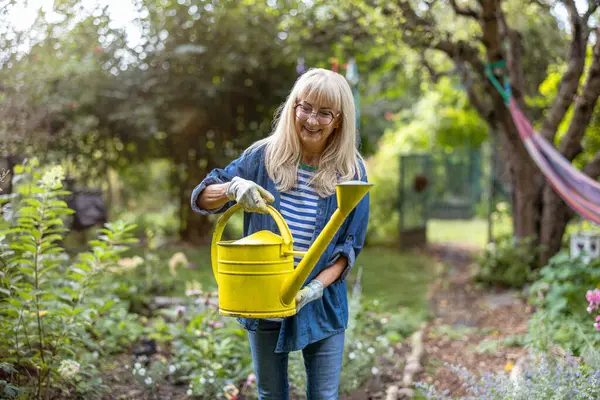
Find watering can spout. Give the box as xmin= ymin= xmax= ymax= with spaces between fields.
xmin=280 ymin=181 xmax=373 ymax=306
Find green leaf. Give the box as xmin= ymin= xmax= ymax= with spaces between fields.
xmin=17 ymin=206 xmax=39 ymax=215
xmin=47 ymin=200 xmax=68 ymax=208
xmin=7 ymin=298 xmax=22 ymax=308
xmin=22 ymin=199 xmax=42 ymax=208
xmin=10 ymin=258 xmax=35 ymax=266
xmin=48 ymin=190 xmax=71 ymax=197
xmin=52 ymin=209 xmax=76 ymax=215
xmin=44 ymin=218 xmax=65 ymax=227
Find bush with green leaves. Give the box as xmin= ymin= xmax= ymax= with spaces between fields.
xmin=530 ymin=251 xmax=600 ymax=319
xmin=0 ymin=160 xmax=137 ymax=399
xmin=416 ymin=353 xmax=600 ymax=399
xmin=476 ymin=235 xmax=539 ymax=288
xmin=525 ymin=251 xmax=600 ymax=354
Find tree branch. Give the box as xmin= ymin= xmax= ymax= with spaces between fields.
xmin=449 ymin=0 xmax=480 ymax=19
xmin=495 ymin=3 xmax=526 ymax=107
xmin=420 ymin=54 xmax=444 ymax=82
xmin=394 ymin=0 xmax=493 ymax=118
xmin=583 ymin=0 xmax=599 ymax=25
xmin=538 ymin=0 xmax=587 ymax=143
xmin=583 ymin=151 xmax=600 ymax=179
xmin=466 ymin=82 xmax=494 ymax=120
xmin=559 ymin=27 xmax=600 ymax=160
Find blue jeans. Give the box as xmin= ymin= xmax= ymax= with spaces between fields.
xmin=248 ymin=319 xmax=345 ymax=400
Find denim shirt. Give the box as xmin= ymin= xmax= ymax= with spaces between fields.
xmin=190 ymin=145 xmax=370 ymax=353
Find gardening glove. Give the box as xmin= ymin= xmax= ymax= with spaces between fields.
xmin=295 ymin=279 xmax=324 ymax=313
xmin=226 ymin=177 xmax=275 ymax=214
xmin=261 ymin=280 xmax=324 ymax=321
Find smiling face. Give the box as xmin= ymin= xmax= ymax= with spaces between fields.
xmin=294 ymin=96 xmax=342 ymax=157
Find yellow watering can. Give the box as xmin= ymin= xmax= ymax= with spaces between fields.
xmin=211 ymin=181 xmax=373 ymax=318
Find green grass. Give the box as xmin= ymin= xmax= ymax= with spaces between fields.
xmin=346 ymin=247 xmax=434 ymax=312
xmin=120 ymin=245 xmax=435 ymax=315
xmin=428 ymin=217 xmax=512 ymax=248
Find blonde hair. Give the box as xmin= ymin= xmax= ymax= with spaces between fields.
xmin=249 ymin=68 xmax=364 ymax=197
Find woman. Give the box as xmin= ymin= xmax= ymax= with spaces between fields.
xmin=191 ymin=68 xmax=370 ymax=399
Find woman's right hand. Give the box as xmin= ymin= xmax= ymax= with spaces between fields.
xmin=226 ymin=177 xmax=275 ymax=214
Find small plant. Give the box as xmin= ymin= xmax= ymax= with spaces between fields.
xmin=417 ymin=353 xmax=600 ymax=399
xmin=476 ymin=234 xmax=540 ymax=288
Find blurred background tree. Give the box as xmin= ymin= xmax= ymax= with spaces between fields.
xmin=1 ymin=0 xmax=599 ymax=265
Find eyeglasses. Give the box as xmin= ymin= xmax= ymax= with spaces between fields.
xmin=294 ymin=104 xmax=341 ymax=125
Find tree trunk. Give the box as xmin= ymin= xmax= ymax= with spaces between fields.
xmin=497 ymin=111 xmax=575 ymax=268
xmin=539 ymin=185 xmax=572 ymax=266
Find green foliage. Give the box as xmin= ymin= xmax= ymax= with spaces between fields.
xmin=0 ymin=160 xmax=138 ymax=398
xmin=530 ymin=252 xmax=600 ymax=319
xmin=338 ymin=275 xmax=393 ymax=394
xmin=528 ymin=47 xmax=600 ymax=171
xmin=525 ymin=252 xmax=600 ymax=354
xmin=86 ymin=303 xmax=146 ymax=355
xmin=367 ymin=77 xmax=487 ymax=244
xmin=476 ymin=235 xmax=540 ymax=288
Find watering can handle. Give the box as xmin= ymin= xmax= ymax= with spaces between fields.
xmin=210 ymin=204 xmax=294 ymax=285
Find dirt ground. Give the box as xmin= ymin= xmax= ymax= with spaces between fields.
xmin=341 ymin=242 xmax=533 ymax=400
xmin=415 ymin=243 xmax=532 ymax=398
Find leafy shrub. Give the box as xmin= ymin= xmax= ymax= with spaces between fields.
xmin=530 ymin=252 xmax=600 ymax=319
xmin=417 ymin=353 xmax=600 ymax=399
xmin=525 ymin=252 xmax=600 ymax=354
xmin=476 ymin=235 xmax=539 ymax=287
xmin=0 ymin=161 xmax=137 ymax=398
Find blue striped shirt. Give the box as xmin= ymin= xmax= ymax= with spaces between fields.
xmin=280 ymin=166 xmax=319 ymax=265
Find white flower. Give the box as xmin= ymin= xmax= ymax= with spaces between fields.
xmin=207 ymin=370 xmax=215 ymax=377
xmin=368 ymin=347 xmax=375 ymax=354
xmin=199 ymin=377 xmax=206 ymax=384
xmin=169 ymin=364 xmax=177 ymax=373
xmin=138 ymin=368 xmax=146 ymax=376
xmin=40 ymin=166 xmax=65 ymax=189
xmin=134 ymin=362 xmax=142 ymax=370
xmin=187 ymin=389 xmax=193 ymax=396
xmin=349 ymin=352 xmax=356 ymax=360
xmin=57 ymin=360 xmax=80 ymax=379
xmin=356 ymin=342 xmax=363 ymax=350
xmin=371 ymin=366 xmax=379 ymax=375
xmin=209 ymin=378 xmax=215 ymax=383
xmin=145 ymin=377 xmax=153 ymax=385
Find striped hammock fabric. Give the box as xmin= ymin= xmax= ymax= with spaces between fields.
xmin=508 ymin=98 xmax=600 ymax=225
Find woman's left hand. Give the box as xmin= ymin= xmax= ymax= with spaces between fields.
xmin=295 ymin=279 xmax=324 ymax=313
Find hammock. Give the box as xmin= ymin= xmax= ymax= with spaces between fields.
xmin=484 ymin=61 xmax=600 ymax=225
xmin=508 ymin=98 xmax=600 ymax=224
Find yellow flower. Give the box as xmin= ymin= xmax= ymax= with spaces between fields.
xmin=169 ymin=252 xmax=189 ymax=276
xmin=110 ymin=256 xmax=144 ymax=273
xmin=504 ymin=361 xmax=514 ymax=372
xmin=24 ymin=310 xmax=48 ymax=317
